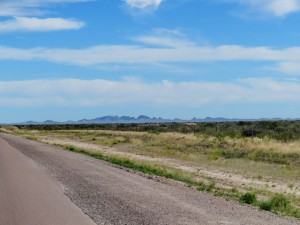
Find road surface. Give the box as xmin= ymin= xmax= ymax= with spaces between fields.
xmin=0 ymin=133 xmax=299 ymax=225
xmin=0 ymin=134 xmax=96 ymax=225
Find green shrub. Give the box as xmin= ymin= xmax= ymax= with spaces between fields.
xmin=197 ymin=182 xmax=215 ymax=192
xmin=240 ymin=192 xmax=257 ymax=204
xmin=259 ymin=194 xmax=290 ymax=212
xmin=207 ymin=149 xmax=223 ymax=160
xmin=259 ymin=201 xmax=273 ymax=211
xmin=269 ymin=194 xmax=290 ymax=210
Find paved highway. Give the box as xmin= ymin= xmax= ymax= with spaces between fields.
xmin=0 ymin=134 xmax=96 ymax=225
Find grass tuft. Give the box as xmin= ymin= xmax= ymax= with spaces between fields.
xmin=240 ymin=192 xmax=257 ymax=204
xmin=259 ymin=194 xmax=290 ymax=212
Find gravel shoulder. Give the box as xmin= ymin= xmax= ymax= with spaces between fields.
xmin=1 ymin=133 xmax=299 ymax=225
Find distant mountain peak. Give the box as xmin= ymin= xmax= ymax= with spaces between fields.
xmin=137 ymin=115 xmax=151 ymax=120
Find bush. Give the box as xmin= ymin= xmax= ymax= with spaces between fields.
xmin=242 ymin=129 xmax=259 ymax=137
xmin=259 ymin=201 xmax=273 ymax=211
xmin=240 ymin=192 xmax=257 ymax=204
xmin=269 ymin=194 xmax=290 ymax=210
xmin=259 ymin=194 xmax=290 ymax=212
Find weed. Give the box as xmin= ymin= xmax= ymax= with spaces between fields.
xmin=240 ymin=192 xmax=257 ymax=204
xmin=207 ymin=149 xmax=222 ymax=160
xmin=25 ymin=136 xmax=38 ymax=141
xmin=231 ymin=187 xmax=238 ymax=193
xmin=197 ymin=182 xmax=215 ymax=192
xmin=258 ymin=194 xmax=299 ymax=218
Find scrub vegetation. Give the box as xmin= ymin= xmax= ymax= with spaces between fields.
xmin=2 ymin=120 xmax=300 ymax=219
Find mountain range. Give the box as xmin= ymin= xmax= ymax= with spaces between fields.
xmin=9 ymin=115 xmax=300 ymax=125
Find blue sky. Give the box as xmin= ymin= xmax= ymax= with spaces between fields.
xmin=1 ymin=0 xmax=300 ymax=122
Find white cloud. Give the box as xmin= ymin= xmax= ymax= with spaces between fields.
xmin=266 ymin=0 xmax=300 ymax=16
xmin=0 ymin=0 xmax=92 ymax=16
xmin=133 ymin=29 xmax=194 ymax=47
xmin=125 ymin=0 xmax=163 ymax=9
xmin=133 ymin=36 xmax=194 ymax=48
xmin=275 ymin=62 xmax=300 ymax=75
xmin=224 ymin=0 xmax=300 ymax=17
xmin=0 ymin=29 xmax=299 ymax=72
xmin=0 ymin=17 xmax=84 ymax=33
xmin=0 ymin=44 xmax=299 ymax=66
xmin=0 ymin=78 xmax=299 ymax=107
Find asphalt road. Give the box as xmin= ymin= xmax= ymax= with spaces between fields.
xmin=0 ymin=134 xmax=96 ymax=225
xmin=0 ymin=133 xmax=299 ymax=225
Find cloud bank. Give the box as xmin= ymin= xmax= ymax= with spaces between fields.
xmin=1 ymin=43 xmax=300 ymax=75
xmin=0 ymin=17 xmax=84 ymax=33
xmin=0 ymin=0 xmax=92 ymax=16
xmin=0 ymin=0 xmax=89 ymax=33
xmin=0 ymin=78 xmax=299 ymax=107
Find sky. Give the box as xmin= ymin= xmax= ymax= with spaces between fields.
xmin=1 ymin=0 xmax=300 ymax=122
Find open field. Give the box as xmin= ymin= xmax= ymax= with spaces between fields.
xmin=2 ymin=121 xmax=300 ymax=219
